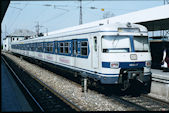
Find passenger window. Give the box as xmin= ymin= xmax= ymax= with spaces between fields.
xmin=23 ymin=44 xmax=25 ymax=50
xmin=46 ymin=42 xmax=53 ymax=53
xmin=49 ymin=43 xmax=53 ymax=52
xmin=37 ymin=43 xmax=43 ymax=52
xmin=81 ymin=41 xmax=88 ymax=56
xmin=64 ymin=42 xmax=69 ymax=54
xmin=47 ymin=43 xmax=49 ymax=52
xmin=94 ymin=37 xmax=97 ymax=52
xmin=31 ymin=43 xmax=34 ymax=51
xmin=60 ymin=42 xmax=64 ymax=53
xmin=27 ymin=44 xmax=29 ymax=50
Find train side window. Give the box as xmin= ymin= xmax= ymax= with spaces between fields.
xmin=31 ymin=43 xmax=35 ymax=51
xmin=46 ymin=43 xmax=49 ymax=52
xmin=25 ymin=44 xmax=27 ymax=50
xmin=24 ymin=44 xmax=26 ymax=50
xmin=46 ymin=43 xmax=53 ymax=52
xmin=34 ymin=43 xmax=36 ymax=51
xmin=28 ymin=44 xmax=30 ymax=50
xmin=20 ymin=44 xmax=22 ymax=50
xmin=60 ymin=42 xmax=64 ymax=53
xmin=26 ymin=44 xmax=28 ymax=50
xmin=29 ymin=43 xmax=32 ymax=51
xmin=49 ymin=43 xmax=53 ymax=53
xmin=32 ymin=43 xmax=34 ymax=51
xmin=81 ymin=41 xmax=88 ymax=56
xmin=64 ymin=42 xmax=69 ymax=54
xmin=37 ymin=43 xmax=43 ymax=52
xmin=94 ymin=37 xmax=97 ymax=52
xmin=23 ymin=44 xmax=25 ymax=50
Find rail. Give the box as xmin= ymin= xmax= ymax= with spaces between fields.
xmin=2 ymin=55 xmax=83 ymax=111
xmin=2 ymin=56 xmax=44 ymax=112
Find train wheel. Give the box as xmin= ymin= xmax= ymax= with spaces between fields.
xmin=120 ymin=80 xmax=130 ymax=91
xmin=143 ymin=80 xmax=152 ymax=94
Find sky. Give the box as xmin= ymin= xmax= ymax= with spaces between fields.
xmin=1 ymin=0 xmax=166 ymax=40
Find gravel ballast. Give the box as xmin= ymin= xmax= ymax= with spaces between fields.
xmin=2 ymin=52 xmax=128 ymax=111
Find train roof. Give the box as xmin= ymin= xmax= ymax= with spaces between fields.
xmin=11 ymin=22 xmax=147 ymax=44
xmin=47 ymin=22 xmax=147 ymax=36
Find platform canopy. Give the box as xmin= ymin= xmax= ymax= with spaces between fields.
xmin=1 ymin=0 xmax=10 ymax=24
xmin=106 ymin=4 xmax=169 ymax=31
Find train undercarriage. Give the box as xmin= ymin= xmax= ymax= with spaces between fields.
xmin=118 ymin=68 xmax=152 ymax=93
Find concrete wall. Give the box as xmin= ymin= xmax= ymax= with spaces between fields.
xmin=151 ymin=81 xmax=169 ymax=100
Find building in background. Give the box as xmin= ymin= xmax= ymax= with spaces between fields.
xmin=3 ymin=29 xmax=36 ymax=51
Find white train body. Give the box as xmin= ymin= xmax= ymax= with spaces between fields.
xmin=11 ymin=22 xmax=151 ymax=88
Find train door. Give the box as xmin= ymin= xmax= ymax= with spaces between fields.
xmin=92 ymin=36 xmax=99 ymax=69
xmin=73 ymin=39 xmax=78 ymax=67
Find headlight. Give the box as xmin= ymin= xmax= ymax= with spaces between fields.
xmin=110 ymin=62 xmax=119 ymax=69
xmin=146 ymin=61 xmax=151 ymax=67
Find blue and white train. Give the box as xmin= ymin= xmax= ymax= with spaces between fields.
xmin=11 ymin=22 xmax=152 ymax=91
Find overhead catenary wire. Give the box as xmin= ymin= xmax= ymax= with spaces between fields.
xmin=17 ymin=3 xmax=71 ymax=34
xmin=9 ymin=6 xmax=23 ymax=11
xmin=44 ymin=8 xmax=78 ymax=32
xmin=24 ymin=7 xmax=50 ymax=30
xmin=8 ymin=2 xmax=29 ymax=33
xmin=42 ymin=11 xmax=70 ymax=24
xmin=6 ymin=1 xmax=153 ymax=36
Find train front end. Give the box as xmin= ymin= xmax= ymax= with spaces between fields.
xmin=100 ymin=23 xmax=152 ymax=92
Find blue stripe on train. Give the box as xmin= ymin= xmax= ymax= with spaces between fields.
xmin=102 ymin=62 xmax=145 ymax=69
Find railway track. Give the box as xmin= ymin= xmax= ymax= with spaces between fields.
xmin=2 ymin=55 xmax=83 ymax=112
xmin=25 ymin=57 xmax=169 ymax=111
xmin=2 ymin=53 xmax=169 ymax=111
xmin=108 ymin=94 xmax=169 ymax=111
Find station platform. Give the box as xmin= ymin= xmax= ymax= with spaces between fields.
xmin=150 ymin=69 xmax=169 ymax=101
xmin=151 ymin=69 xmax=169 ymax=83
xmin=1 ymin=59 xmax=33 ymax=112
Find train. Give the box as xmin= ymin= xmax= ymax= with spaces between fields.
xmin=10 ymin=22 xmax=152 ymax=92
